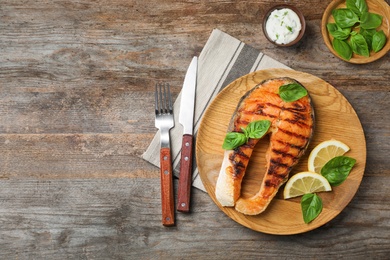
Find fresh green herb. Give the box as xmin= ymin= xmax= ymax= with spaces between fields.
xmin=301 ymin=193 xmax=323 ymax=224
xmin=321 ymin=156 xmax=356 ymax=186
xmin=350 ymin=33 xmax=370 ymax=57
xmin=222 ymin=120 xmax=271 ymax=150
xmin=222 ymin=132 xmax=247 ymax=150
xmin=360 ymin=12 xmax=383 ymax=29
xmin=327 ymin=23 xmax=351 ymax=40
xmin=326 ymin=0 xmax=387 ymax=60
xmin=332 ymin=8 xmax=359 ymax=28
xmin=278 ymin=83 xmax=308 ymax=102
xmin=286 ymin=26 xmax=293 ymax=32
xmin=332 ymin=38 xmax=353 ymax=60
xmin=360 ymin=28 xmax=376 ymax=50
xmin=244 ymin=120 xmax=271 ymax=139
xmin=346 ymin=0 xmax=368 ymax=17
xmin=372 ymin=30 xmax=387 ymax=52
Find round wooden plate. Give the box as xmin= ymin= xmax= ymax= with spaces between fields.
xmin=321 ymin=0 xmax=390 ymax=64
xmin=196 ymin=68 xmax=366 ymax=235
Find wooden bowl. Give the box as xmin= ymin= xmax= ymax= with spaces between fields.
xmin=321 ymin=0 xmax=390 ymax=64
xmin=262 ymin=4 xmax=306 ymax=47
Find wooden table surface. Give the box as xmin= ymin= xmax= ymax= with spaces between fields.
xmin=1 ymin=0 xmax=389 ymax=258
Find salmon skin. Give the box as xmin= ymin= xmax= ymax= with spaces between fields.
xmin=215 ymin=77 xmax=315 ymax=215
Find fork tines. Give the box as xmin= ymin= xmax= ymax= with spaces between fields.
xmin=155 ymin=83 xmax=173 ymax=115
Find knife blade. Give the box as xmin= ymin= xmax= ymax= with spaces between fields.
xmin=177 ymin=56 xmax=197 ymax=213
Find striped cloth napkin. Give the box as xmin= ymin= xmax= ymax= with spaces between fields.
xmin=142 ymin=28 xmax=290 ymax=191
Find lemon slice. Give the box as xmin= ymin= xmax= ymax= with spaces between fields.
xmin=308 ymin=139 xmax=350 ymax=174
xmin=284 ymin=172 xmax=332 ymax=199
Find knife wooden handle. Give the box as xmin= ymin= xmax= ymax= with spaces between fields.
xmin=160 ymin=147 xmax=175 ymax=226
xmin=177 ymin=134 xmax=194 ymax=213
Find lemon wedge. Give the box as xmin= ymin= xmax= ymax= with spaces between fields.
xmin=284 ymin=171 xmax=332 ymax=199
xmin=308 ymin=139 xmax=350 ymax=174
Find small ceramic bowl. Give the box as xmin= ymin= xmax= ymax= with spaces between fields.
xmin=262 ymin=4 xmax=306 ymax=47
xmin=321 ymin=0 xmax=390 ymax=64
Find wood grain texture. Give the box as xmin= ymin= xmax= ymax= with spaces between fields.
xmin=177 ymin=134 xmax=194 ymax=212
xmin=159 ymin=147 xmax=175 ymax=226
xmin=0 ymin=0 xmax=389 ymax=258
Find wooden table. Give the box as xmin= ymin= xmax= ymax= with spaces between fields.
xmin=1 ymin=0 xmax=389 ymax=258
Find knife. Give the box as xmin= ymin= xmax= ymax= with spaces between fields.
xmin=177 ymin=56 xmax=197 ymax=213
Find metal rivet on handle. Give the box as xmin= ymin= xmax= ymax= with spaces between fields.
xmin=163 ymin=156 xmax=168 ymax=160
xmin=184 ymin=156 xmax=189 ymax=161
xmin=181 ymin=202 xmax=186 ymax=207
xmin=164 ymin=170 xmax=168 ymax=175
xmin=185 ymin=142 xmax=190 ymax=147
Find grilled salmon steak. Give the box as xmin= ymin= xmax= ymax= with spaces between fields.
xmin=215 ymin=77 xmax=314 ymax=215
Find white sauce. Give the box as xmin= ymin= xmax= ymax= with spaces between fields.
xmin=265 ymin=8 xmax=302 ymax=45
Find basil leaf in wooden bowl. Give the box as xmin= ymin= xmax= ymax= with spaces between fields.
xmin=321 ymin=0 xmax=390 ymax=64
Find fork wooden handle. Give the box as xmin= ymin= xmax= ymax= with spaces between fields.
xmin=177 ymin=134 xmax=193 ymax=213
xmin=159 ymin=147 xmax=175 ymax=226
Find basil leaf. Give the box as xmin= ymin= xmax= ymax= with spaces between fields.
xmin=279 ymin=83 xmax=308 ymax=102
xmin=346 ymin=0 xmax=368 ymax=17
xmin=360 ymin=28 xmax=376 ymax=38
xmin=360 ymin=28 xmax=376 ymax=50
xmin=222 ymin=132 xmax=247 ymax=150
xmin=245 ymin=120 xmax=271 ymax=139
xmin=327 ymin=23 xmax=351 ymax=40
xmin=350 ymin=30 xmax=358 ymax=36
xmin=326 ymin=23 xmax=338 ymax=34
xmin=360 ymin=12 xmax=383 ymax=29
xmin=332 ymin=38 xmax=353 ymax=60
xmin=301 ymin=193 xmax=323 ymax=224
xmin=350 ymin=33 xmax=370 ymax=57
xmin=321 ymin=156 xmax=356 ymax=186
xmin=372 ymin=30 xmax=387 ymax=52
xmin=332 ymin=9 xmax=359 ymax=28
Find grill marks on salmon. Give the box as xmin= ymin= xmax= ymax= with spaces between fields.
xmin=215 ymin=77 xmax=314 ymax=215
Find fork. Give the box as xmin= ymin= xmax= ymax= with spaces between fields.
xmin=155 ymin=82 xmax=175 ymax=226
